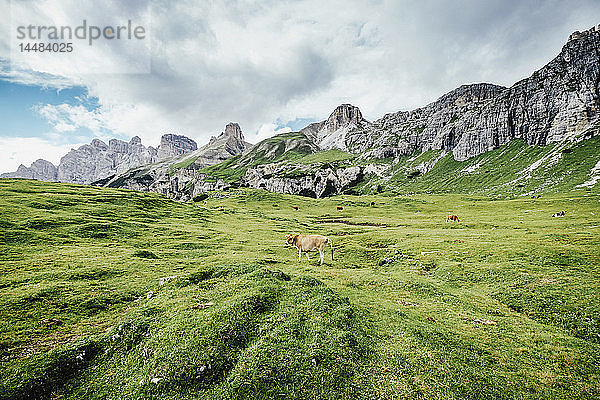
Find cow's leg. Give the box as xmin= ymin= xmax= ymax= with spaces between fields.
xmin=298 ymin=249 xmax=302 ymax=261
xmin=319 ymin=249 xmax=324 ymax=264
xmin=305 ymin=252 xmax=310 ymax=261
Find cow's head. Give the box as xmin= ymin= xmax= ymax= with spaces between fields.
xmin=286 ymin=234 xmax=296 ymax=245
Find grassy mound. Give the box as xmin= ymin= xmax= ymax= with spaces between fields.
xmin=2 ymin=264 xmax=371 ymax=399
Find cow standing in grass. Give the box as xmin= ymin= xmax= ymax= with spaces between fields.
xmin=286 ymin=234 xmax=333 ymax=265
xmin=446 ymin=215 xmax=460 ymax=222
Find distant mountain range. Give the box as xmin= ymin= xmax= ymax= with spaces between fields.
xmin=1 ymin=133 xmax=198 ymax=184
xmin=3 ymin=26 xmax=600 ymax=198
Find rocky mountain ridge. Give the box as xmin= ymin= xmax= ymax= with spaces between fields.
xmin=228 ymin=26 xmax=600 ymax=198
xmin=1 ymin=159 xmax=58 ymax=182
xmin=99 ymin=123 xmax=252 ymax=196
xmin=3 ymin=26 xmax=600 ymax=199
xmin=1 ymin=133 xmax=198 ymax=184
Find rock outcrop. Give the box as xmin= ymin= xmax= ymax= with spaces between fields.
xmin=243 ymin=164 xmax=363 ymax=198
xmin=102 ymin=123 xmax=252 ymax=200
xmin=2 ymin=134 xmax=199 ymax=185
xmin=302 ymin=104 xmax=368 ymax=151
xmin=0 ymin=159 xmax=57 ymax=181
xmin=157 ymin=134 xmax=198 ymax=159
xmin=197 ymin=123 xmax=253 ymax=165
xmin=344 ymin=27 xmax=600 ymax=161
xmin=326 ymin=104 xmax=364 ymax=133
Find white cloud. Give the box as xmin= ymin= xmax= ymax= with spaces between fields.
xmin=0 ymin=136 xmax=84 ymax=172
xmin=254 ymin=123 xmax=292 ymax=143
xmin=1 ymin=0 xmax=600 ymax=160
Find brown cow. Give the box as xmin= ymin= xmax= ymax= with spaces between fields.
xmin=446 ymin=215 xmax=459 ymax=222
xmin=286 ymin=234 xmax=333 ymax=265
xmin=337 ymin=206 xmax=344 ymax=210
xmin=292 ymin=205 xmax=299 ymax=210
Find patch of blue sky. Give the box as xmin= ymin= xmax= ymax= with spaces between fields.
xmin=0 ymin=78 xmax=98 ymax=141
xmin=276 ymin=117 xmax=316 ymax=132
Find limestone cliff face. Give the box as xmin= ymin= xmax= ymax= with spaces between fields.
xmin=102 ymin=123 xmax=252 ymax=200
xmin=326 ymin=104 xmax=364 ymax=133
xmin=0 ymin=159 xmax=58 ymax=181
xmin=243 ymin=164 xmax=363 ymax=198
xmin=56 ymin=136 xmax=159 ymax=184
xmin=449 ymin=27 xmax=600 ymax=160
xmin=3 ymin=134 xmax=198 ymax=185
xmin=347 ymin=26 xmax=600 ymax=161
xmin=157 ymin=134 xmax=198 ymax=159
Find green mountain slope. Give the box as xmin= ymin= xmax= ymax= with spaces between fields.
xmin=199 ymin=131 xmax=321 ymax=183
xmin=366 ymin=135 xmax=600 ymax=197
xmin=199 ymin=132 xmax=600 ymax=198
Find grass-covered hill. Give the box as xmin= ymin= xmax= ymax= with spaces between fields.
xmin=366 ymin=135 xmax=600 ymax=197
xmin=1 ymin=179 xmax=599 ymax=399
xmin=196 ymin=131 xmax=319 ymax=183
xmin=198 ymin=133 xmax=600 ymax=198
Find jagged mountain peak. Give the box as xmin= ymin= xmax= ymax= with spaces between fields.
xmin=90 ymin=138 xmax=108 ymax=150
xmin=568 ymin=24 xmax=600 ymax=42
xmin=327 ymin=104 xmax=365 ymax=133
xmin=207 ymin=122 xmax=250 ymax=154
xmin=157 ymin=134 xmax=198 ymax=159
xmin=223 ymin=122 xmax=243 ymax=140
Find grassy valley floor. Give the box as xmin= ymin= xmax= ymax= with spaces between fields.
xmin=0 ymin=179 xmax=599 ymax=399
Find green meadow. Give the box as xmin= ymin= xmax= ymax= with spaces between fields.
xmin=0 ymin=179 xmax=599 ymax=399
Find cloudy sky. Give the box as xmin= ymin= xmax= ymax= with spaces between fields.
xmin=0 ymin=0 xmax=598 ymax=173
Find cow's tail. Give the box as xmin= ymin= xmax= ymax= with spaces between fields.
xmin=328 ymin=237 xmax=334 ymax=261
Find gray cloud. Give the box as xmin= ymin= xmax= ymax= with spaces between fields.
xmin=1 ymin=0 xmax=599 ymax=147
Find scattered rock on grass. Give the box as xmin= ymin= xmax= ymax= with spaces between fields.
xmin=159 ymin=275 xmax=178 ymax=285
xmin=191 ymin=302 xmax=214 ymax=310
xmin=539 ymin=277 xmax=558 ymax=285
xmin=397 ymin=300 xmax=418 ymax=307
xmin=378 ymin=257 xmax=397 ymax=266
xmin=40 ymin=318 xmax=62 ymax=326
xmin=133 ymin=250 xmax=159 ymax=259
xmin=474 ymin=318 xmax=497 ymax=326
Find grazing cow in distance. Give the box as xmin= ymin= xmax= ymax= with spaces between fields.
xmin=446 ymin=215 xmax=460 ymax=222
xmin=370 ymin=201 xmax=375 ymax=206
xmin=292 ymin=205 xmax=299 ymax=210
xmin=286 ymin=234 xmax=333 ymax=265
xmin=337 ymin=206 xmax=344 ymax=210
xmin=552 ymin=211 xmax=566 ymax=217
xmin=217 ymin=207 xmax=224 ymax=211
